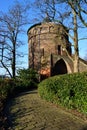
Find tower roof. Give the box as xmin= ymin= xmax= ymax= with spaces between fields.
xmin=43 ymin=16 xmax=52 ymax=23
xmin=43 ymin=13 xmax=52 ymax=23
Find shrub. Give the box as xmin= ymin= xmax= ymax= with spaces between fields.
xmin=17 ymin=68 xmax=38 ymax=89
xmin=0 ymin=79 xmax=15 ymax=99
xmin=0 ymin=78 xmax=16 ymax=128
xmin=38 ymin=72 xmax=87 ymax=115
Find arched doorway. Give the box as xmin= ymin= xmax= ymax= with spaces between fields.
xmin=52 ymin=59 xmax=67 ymax=76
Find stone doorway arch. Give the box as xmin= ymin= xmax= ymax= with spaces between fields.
xmin=52 ymin=59 xmax=67 ymax=76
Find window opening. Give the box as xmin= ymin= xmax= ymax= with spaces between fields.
xmin=58 ymin=45 xmax=61 ymax=55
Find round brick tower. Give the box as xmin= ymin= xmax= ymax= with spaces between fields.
xmin=27 ymin=20 xmax=72 ymax=79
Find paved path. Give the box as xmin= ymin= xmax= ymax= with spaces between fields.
xmin=6 ymin=90 xmax=87 ymax=130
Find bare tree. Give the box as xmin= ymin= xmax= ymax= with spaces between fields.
xmin=33 ymin=0 xmax=58 ymax=21
xmin=0 ymin=35 xmax=12 ymax=77
xmin=0 ymin=1 xmax=30 ymax=78
xmin=74 ymin=0 xmax=87 ymax=27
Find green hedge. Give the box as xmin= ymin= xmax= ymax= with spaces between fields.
xmin=0 ymin=78 xmax=34 ymax=100
xmin=38 ymin=72 xmax=87 ymax=114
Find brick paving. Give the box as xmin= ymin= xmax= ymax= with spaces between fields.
xmin=6 ymin=90 xmax=87 ymax=130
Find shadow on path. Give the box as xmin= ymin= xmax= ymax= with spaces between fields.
xmin=5 ymin=89 xmax=87 ymax=130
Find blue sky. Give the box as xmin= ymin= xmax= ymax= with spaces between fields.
xmin=0 ymin=0 xmax=14 ymax=12
xmin=0 ymin=0 xmax=87 ymax=75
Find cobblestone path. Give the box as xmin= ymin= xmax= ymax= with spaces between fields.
xmin=6 ymin=90 xmax=87 ymax=130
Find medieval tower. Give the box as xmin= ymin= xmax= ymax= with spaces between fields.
xmin=27 ymin=19 xmax=87 ymax=79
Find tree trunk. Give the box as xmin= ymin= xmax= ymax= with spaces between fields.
xmin=73 ymin=7 xmax=79 ymax=73
xmin=12 ymin=42 xmax=16 ymax=78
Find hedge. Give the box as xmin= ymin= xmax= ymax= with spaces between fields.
xmin=38 ymin=72 xmax=87 ymax=115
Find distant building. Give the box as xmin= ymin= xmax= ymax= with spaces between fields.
xmin=27 ymin=19 xmax=87 ymax=80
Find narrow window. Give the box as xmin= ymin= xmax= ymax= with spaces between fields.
xmin=58 ymin=45 xmax=61 ymax=55
xmin=41 ymin=48 xmax=44 ymax=56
